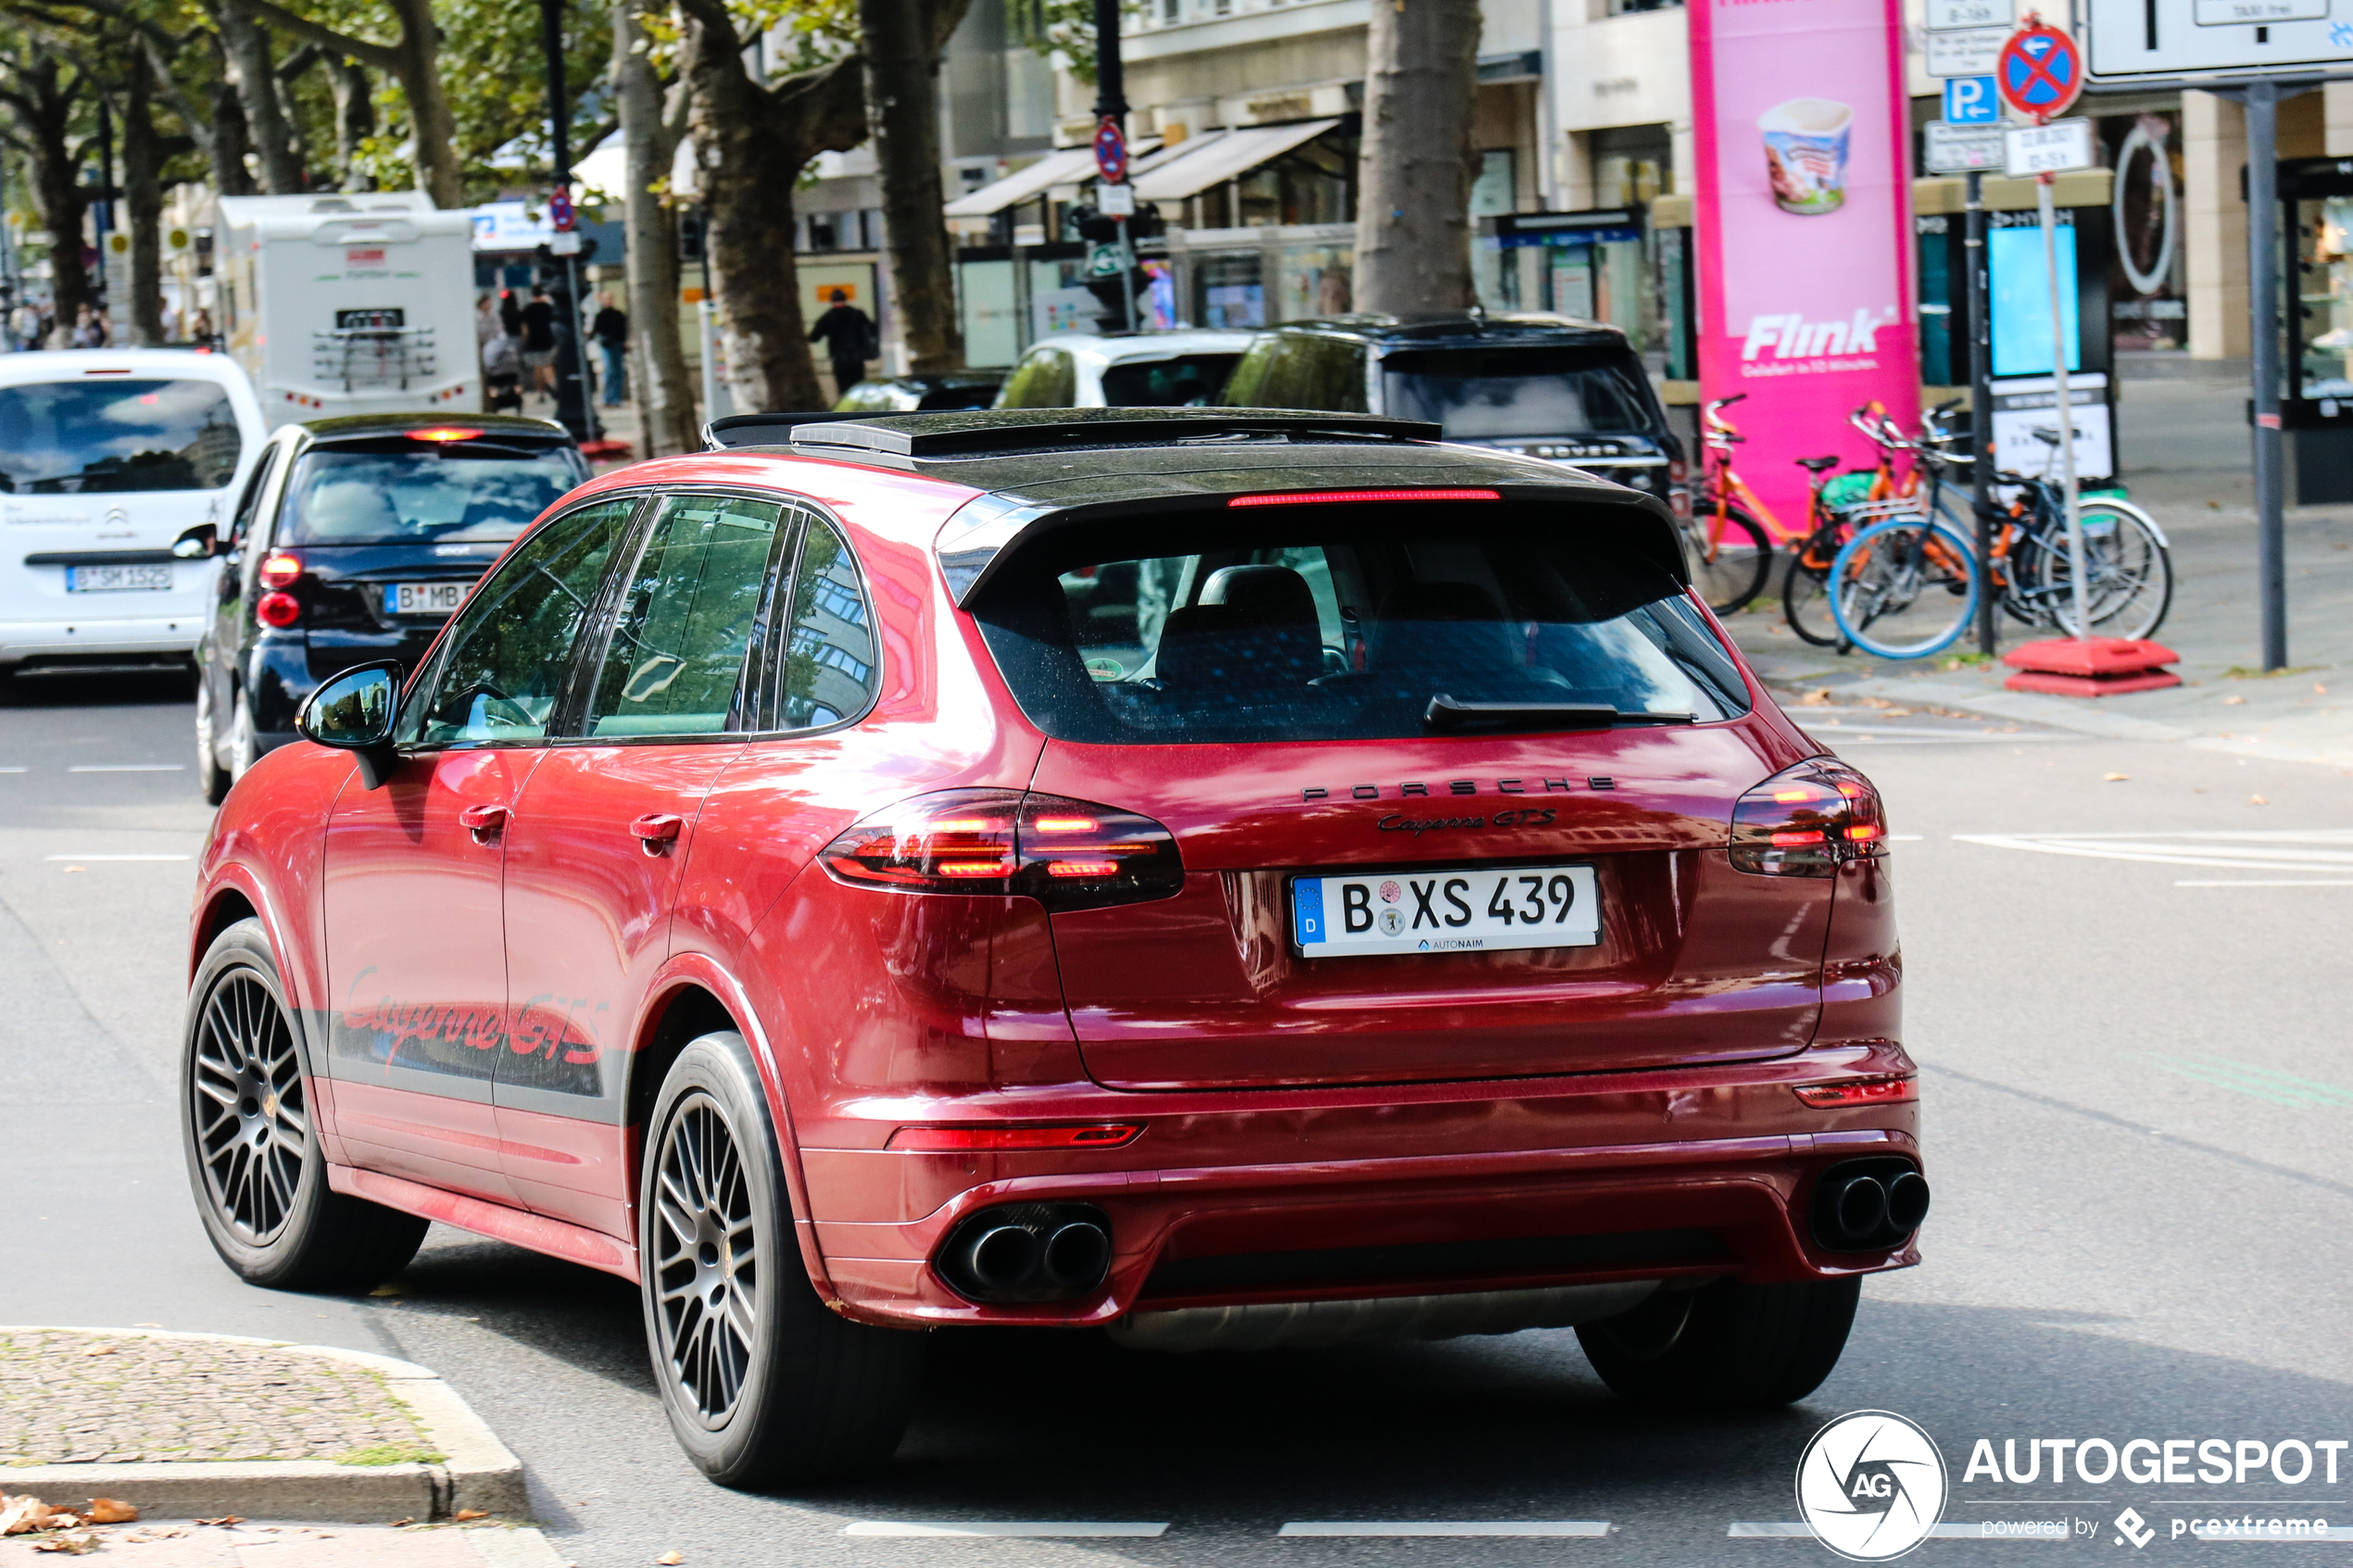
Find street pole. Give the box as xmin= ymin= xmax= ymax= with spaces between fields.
xmin=2245 ymin=78 xmax=2286 ymax=670
xmin=539 ymin=0 xmax=593 ymax=443
xmin=1092 ymin=0 xmax=1136 ymax=333
xmin=1967 ymin=169 xmax=1996 ymax=657
xmin=94 ymin=98 xmax=113 ymax=316
xmin=2037 ymin=169 xmax=2090 ymax=642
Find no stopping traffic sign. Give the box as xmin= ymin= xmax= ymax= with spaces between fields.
xmin=1997 ymin=19 xmax=2084 ymax=121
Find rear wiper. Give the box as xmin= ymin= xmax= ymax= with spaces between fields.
xmin=1423 ymin=695 xmax=1696 ymax=733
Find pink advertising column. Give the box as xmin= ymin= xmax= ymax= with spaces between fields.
xmin=1691 ymin=0 xmax=1919 ymax=537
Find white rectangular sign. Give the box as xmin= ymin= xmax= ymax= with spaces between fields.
xmin=2085 ymin=0 xmax=2353 ymax=81
xmin=1926 ymin=0 xmax=2011 ymax=29
xmin=1926 ymin=23 xmax=2012 ymax=74
xmin=1924 ymin=120 xmax=2009 ymax=171
xmin=2005 ymin=119 xmax=2098 ymax=176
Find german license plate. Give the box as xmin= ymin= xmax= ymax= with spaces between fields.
xmin=386 ymin=581 xmax=468 ymax=616
xmin=66 ymin=563 xmax=172 ymax=593
xmin=1291 ymin=864 xmax=1601 ymax=958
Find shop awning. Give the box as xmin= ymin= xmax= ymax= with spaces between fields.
xmin=1132 ymin=119 xmax=1341 ymax=202
xmin=944 ymin=142 xmax=1163 ymax=218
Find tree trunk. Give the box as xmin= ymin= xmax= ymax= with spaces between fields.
xmin=384 ymin=0 xmax=460 ymax=207
xmin=218 ymin=2 xmax=303 ymax=192
xmin=120 ymin=49 xmax=168 ymax=345
xmin=1352 ymin=0 xmax=1480 ymax=315
xmin=676 ymin=0 xmax=865 ymax=413
xmin=7 ymin=65 xmax=95 ymax=347
xmin=327 ymin=56 xmax=374 ymax=190
xmin=612 ymin=0 xmax=697 ymax=454
xmin=210 ymin=71 xmax=257 ymax=195
xmin=860 ymin=0 xmax=970 ymax=372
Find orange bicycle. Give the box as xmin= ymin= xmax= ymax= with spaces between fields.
xmin=1685 ymin=395 xmax=1775 ymax=614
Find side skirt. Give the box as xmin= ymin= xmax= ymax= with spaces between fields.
xmin=329 ymin=1163 xmax=641 ymax=1285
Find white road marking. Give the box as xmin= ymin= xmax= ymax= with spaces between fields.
xmin=1731 ymin=1523 xmax=2068 ymax=1539
xmin=66 ymin=763 xmax=185 ymax=772
xmin=1955 ymin=830 xmax=2353 ymax=874
xmin=2176 ymin=879 xmax=2353 ymax=887
xmin=842 ymin=1523 xmax=1170 ymax=1537
xmin=1824 ymin=726 xmax=2067 ymax=744
xmin=1278 ymin=1522 xmax=1610 ymax=1537
xmin=42 ymin=854 xmax=193 ymax=863
xmin=0 ymin=766 xmax=25 ymax=773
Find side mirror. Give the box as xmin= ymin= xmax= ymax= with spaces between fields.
xmin=171 ymin=522 xmax=220 ymax=559
xmin=296 ymin=660 xmax=402 ymax=789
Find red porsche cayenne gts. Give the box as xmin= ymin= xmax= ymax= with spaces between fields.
xmin=182 ymin=408 xmax=1921 ymax=1487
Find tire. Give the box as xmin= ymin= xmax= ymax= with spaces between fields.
xmin=1781 ymin=535 xmax=1845 ymax=649
xmin=2032 ymin=500 xmax=2174 ymax=641
xmin=228 ymin=689 xmax=257 ymax=784
xmin=1577 ymin=1275 xmax=1861 ymax=1409
xmin=181 ymin=918 xmax=428 ymax=1291
xmin=640 ymin=1031 xmax=924 ymax=1488
xmin=1830 ymin=515 xmax=1979 ymax=660
xmin=1683 ymin=507 xmax=1774 ymax=616
xmin=195 ymin=675 xmax=231 ymax=806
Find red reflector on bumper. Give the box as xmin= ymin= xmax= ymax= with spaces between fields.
xmin=1227 ymin=488 xmax=1501 ymax=508
xmin=887 ymin=1123 xmax=1144 ymax=1151
xmin=1793 ymin=1077 xmax=1917 ymax=1109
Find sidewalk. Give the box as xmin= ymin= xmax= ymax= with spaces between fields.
xmin=0 ymin=1519 xmax=565 ymax=1566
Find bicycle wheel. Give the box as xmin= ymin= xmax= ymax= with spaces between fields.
xmin=2030 ymin=500 xmax=2174 ymax=640
xmin=1683 ymin=507 xmax=1773 ymax=615
xmin=1781 ymin=527 xmax=1845 ymax=646
xmin=1830 ymin=515 xmax=1981 ymax=659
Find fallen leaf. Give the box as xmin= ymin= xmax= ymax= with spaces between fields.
xmin=2224 ymin=694 xmax=2246 ymax=705
xmin=79 ymin=1345 xmax=114 ymax=1357
xmin=132 ymin=1323 xmax=161 ymax=1329
xmin=389 ymin=1519 xmax=414 ymax=1529
xmin=31 ymin=1531 xmax=100 ymax=1555
xmin=60 ymin=866 xmax=82 ymax=873
xmin=656 ymin=1554 xmax=684 ymax=1565
xmin=454 ymin=1509 xmax=488 ymax=1523
xmin=369 ymin=1285 xmax=405 ymax=1298
xmin=83 ymin=1499 xmax=136 ymax=1524
xmin=2 ymin=1497 xmax=56 ymax=1536
xmin=2316 ymin=683 xmax=2329 ymax=695
xmin=195 ymin=1516 xmax=245 ymax=1528
xmin=2104 ymin=772 xmax=2129 ymax=782
xmin=2251 ymin=794 xmax=2270 ymax=805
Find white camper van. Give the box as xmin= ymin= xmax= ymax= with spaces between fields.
xmin=211 ymin=193 xmax=479 ymax=420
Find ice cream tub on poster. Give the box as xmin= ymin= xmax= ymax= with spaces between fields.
xmin=1761 ymin=98 xmax=1853 ymax=215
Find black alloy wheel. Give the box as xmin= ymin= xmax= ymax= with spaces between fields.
xmin=651 ymin=1093 xmax=763 ymax=1428
xmin=190 ymin=969 xmax=309 ymax=1244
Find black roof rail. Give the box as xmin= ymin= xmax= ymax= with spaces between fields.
xmin=707 ymin=407 xmax=1441 ymax=461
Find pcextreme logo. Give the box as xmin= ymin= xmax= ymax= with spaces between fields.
xmin=1796 ymin=1411 xmax=1949 ymax=1561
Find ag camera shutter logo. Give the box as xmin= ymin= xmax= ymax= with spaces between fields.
xmin=1796 ymin=1411 xmax=1949 ymax=1560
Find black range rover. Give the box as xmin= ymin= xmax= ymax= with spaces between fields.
xmin=1218 ymin=313 xmax=1685 ymax=515
xmin=191 ymin=413 xmax=588 ymax=803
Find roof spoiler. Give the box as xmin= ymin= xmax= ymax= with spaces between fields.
xmin=703 ymin=407 xmax=1441 ymax=460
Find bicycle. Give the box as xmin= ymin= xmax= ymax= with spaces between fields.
xmin=1777 ymin=401 xmax=1951 ymax=646
xmin=1685 ymin=394 xmax=1777 ymax=615
xmin=1829 ymin=423 xmax=2173 ymax=659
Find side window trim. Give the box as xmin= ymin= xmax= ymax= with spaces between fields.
xmin=755 ymin=501 xmax=884 ymax=737
xmin=547 ymin=491 xmax=664 ymax=739
xmin=733 ymin=501 xmax=810 ymax=734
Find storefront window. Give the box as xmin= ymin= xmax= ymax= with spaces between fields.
xmin=1279 ymin=244 xmax=1353 ymax=320
xmin=2295 ymin=195 xmax=2353 ymax=399
xmin=2105 ymin=111 xmax=2184 ymax=353
xmin=1195 ymin=252 xmax=1265 ymax=328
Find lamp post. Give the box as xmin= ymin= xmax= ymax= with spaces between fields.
xmin=539 ymin=0 xmax=595 ymax=442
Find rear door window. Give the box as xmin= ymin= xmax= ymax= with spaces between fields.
xmin=1101 ymin=354 xmax=1239 ymax=408
xmin=972 ymin=506 xmax=1746 ymax=745
xmin=1380 ymin=346 xmax=1658 ymax=438
xmin=585 ymin=495 xmax=786 ymax=736
xmin=772 ymin=516 xmax=878 ymax=730
xmin=0 ymin=379 xmax=244 ymax=492
xmin=1221 ymin=335 xmax=1367 ymax=412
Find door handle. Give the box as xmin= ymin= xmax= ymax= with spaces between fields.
xmin=459 ymin=803 xmax=510 ymax=843
xmin=630 ymin=813 xmax=684 ymax=855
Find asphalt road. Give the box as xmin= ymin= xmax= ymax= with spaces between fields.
xmin=5 ymin=671 xmax=2351 ymax=1568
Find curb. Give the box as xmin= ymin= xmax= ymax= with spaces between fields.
xmin=3 ymin=1328 xmax=526 ymax=1525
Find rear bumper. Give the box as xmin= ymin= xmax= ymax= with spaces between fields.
xmin=1 ymin=614 xmax=203 ymax=664
xmin=800 ymin=1039 xmax=1921 ymax=1329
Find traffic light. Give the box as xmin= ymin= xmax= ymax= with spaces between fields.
xmin=1071 ymin=201 xmax=1164 ymax=332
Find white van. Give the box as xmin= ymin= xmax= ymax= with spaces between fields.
xmin=0 ymin=349 xmax=267 ymax=678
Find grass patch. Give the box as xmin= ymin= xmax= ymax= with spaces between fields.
xmin=337 ymin=1443 xmax=447 ymax=1467
xmin=2221 ymin=664 xmax=2324 ymax=679
xmin=1935 ymin=651 xmax=1994 ymax=670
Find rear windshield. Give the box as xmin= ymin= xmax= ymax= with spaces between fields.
xmin=1101 ymin=354 xmax=1239 ymax=408
xmin=0 ymin=379 xmax=243 ymax=492
xmin=1381 ymin=347 xmax=1658 ymax=440
xmin=278 ymin=444 xmax=585 ymax=545
xmin=971 ymin=508 xmax=1748 ymax=746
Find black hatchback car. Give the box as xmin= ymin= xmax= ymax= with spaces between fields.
xmin=1220 ymin=313 xmax=1685 ymax=516
xmin=192 ymin=414 xmax=587 ymax=802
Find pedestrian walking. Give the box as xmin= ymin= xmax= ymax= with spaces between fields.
xmin=807 ymin=288 xmax=875 ymax=400
xmin=592 ymin=291 xmax=629 ymax=407
xmin=520 ymin=285 xmax=558 ymax=403
xmin=70 ymin=304 xmax=105 ymax=348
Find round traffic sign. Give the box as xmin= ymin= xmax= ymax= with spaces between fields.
xmin=1093 ymin=117 xmax=1127 ymax=185
xmin=1997 ymin=20 xmax=2082 ymax=122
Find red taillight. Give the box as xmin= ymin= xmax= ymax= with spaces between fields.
xmin=255 ymin=590 xmax=301 ymax=628
xmin=1793 ymin=1077 xmax=1917 ymax=1109
xmin=819 ymin=789 xmax=1184 ymax=911
xmin=886 ymin=1123 xmax=1144 ymax=1151
xmin=1730 ymin=759 xmax=1887 ymax=876
xmin=258 ymin=552 xmax=303 ymax=589
xmin=1227 ymin=488 xmax=1501 ymax=508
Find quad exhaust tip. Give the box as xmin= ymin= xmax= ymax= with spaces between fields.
xmin=939 ymin=1202 xmax=1113 ymax=1303
xmin=1811 ymin=1159 xmax=1931 ymax=1252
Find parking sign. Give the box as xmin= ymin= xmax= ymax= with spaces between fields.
xmin=1944 ymin=75 xmax=1999 ymax=121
